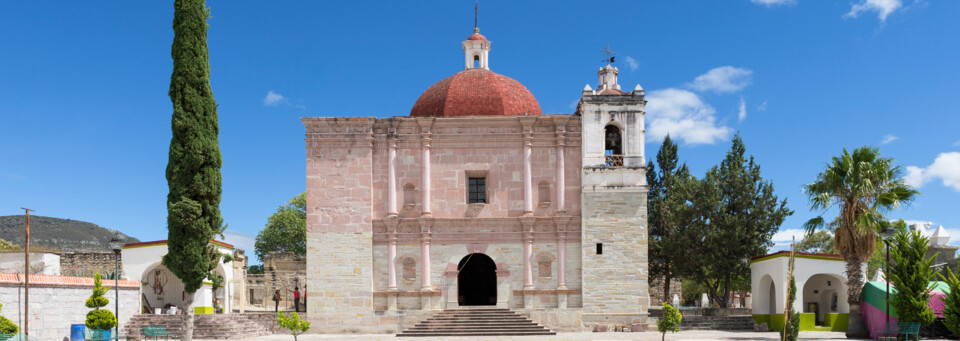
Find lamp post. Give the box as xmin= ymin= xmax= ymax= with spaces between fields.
xmin=879 ymin=226 xmax=895 ymax=329
xmin=109 ymin=234 xmax=123 ymax=338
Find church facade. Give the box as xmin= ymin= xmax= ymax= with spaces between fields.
xmin=302 ymin=28 xmax=650 ymax=333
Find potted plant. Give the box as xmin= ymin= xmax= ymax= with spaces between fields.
xmin=85 ymin=273 xmax=117 ymax=339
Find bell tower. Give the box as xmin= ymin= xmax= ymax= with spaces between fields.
xmin=577 ymin=59 xmax=650 ymax=331
xmin=463 ymin=28 xmax=491 ymax=70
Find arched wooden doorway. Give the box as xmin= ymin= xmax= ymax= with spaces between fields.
xmin=457 ymin=253 xmax=497 ymax=306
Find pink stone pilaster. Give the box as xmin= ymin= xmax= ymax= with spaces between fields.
xmin=523 ymin=233 xmax=534 ymax=289
xmin=387 ymin=140 xmax=398 ymax=217
xmin=421 ymin=235 xmax=432 ymax=289
xmin=557 ymin=235 xmax=567 ymax=289
xmin=522 ymin=131 xmax=533 ymax=216
xmin=555 ymin=132 xmax=566 ymax=214
xmin=421 ymin=137 xmax=432 ymax=217
xmin=387 ymin=235 xmax=398 ymax=289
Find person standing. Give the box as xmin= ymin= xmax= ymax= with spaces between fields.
xmin=272 ymin=289 xmax=281 ymax=312
xmin=288 ymin=287 xmax=301 ymax=312
xmin=302 ymin=284 xmax=307 ymax=312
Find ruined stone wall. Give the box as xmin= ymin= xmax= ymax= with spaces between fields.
xmin=59 ymin=251 xmax=122 ymax=277
xmin=649 ymin=276 xmax=682 ymax=306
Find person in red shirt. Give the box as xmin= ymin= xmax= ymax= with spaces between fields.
xmin=287 ymin=287 xmax=301 ymax=312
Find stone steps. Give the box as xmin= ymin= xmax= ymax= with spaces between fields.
xmin=679 ymin=316 xmax=755 ymax=330
xmin=124 ymin=313 xmax=282 ymax=339
xmin=397 ymin=308 xmax=555 ymax=337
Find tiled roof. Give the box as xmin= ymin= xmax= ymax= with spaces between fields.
xmin=410 ymin=69 xmax=542 ymax=117
xmin=0 ymin=273 xmax=139 ymax=288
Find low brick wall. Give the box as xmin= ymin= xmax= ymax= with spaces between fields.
xmin=0 ymin=273 xmax=139 ymax=341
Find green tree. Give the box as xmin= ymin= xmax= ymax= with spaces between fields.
xmin=888 ymin=220 xmax=936 ymax=326
xmin=803 ymin=146 xmax=918 ymax=337
xmin=939 ymin=263 xmax=960 ymax=336
xmin=162 ymin=0 xmax=225 ymax=339
xmin=781 ymin=255 xmax=800 ymax=341
xmin=691 ymin=134 xmax=793 ymax=308
xmin=247 ymin=264 xmax=264 ymax=274
xmin=85 ymin=273 xmax=117 ymax=333
xmin=657 ymin=303 xmax=682 ymax=341
xmin=796 ymin=230 xmax=837 ymax=254
xmin=277 ymin=311 xmax=311 ymax=341
xmin=647 ymin=135 xmax=698 ymax=304
xmin=255 ymin=192 xmax=307 ymax=260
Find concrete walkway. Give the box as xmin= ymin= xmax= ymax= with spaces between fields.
xmin=204 ymin=331 xmax=868 ymax=341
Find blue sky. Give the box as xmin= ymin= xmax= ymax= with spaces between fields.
xmin=1 ymin=1 xmax=958 ymax=263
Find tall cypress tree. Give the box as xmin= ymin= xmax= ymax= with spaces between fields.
xmin=162 ymin=1 xmax=224 ymax=340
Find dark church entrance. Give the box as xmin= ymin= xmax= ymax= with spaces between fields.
xmin=457 ymin=253 xmax=497 ymax=306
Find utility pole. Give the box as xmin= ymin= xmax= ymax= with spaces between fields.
xmin=20 ymin=207 xmax=34 ymax=337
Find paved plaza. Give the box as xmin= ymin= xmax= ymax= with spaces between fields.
xmin=203 ymin=331 xmax=865 ymax=341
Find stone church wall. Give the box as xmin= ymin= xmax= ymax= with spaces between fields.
xmin=371 ymin=242 xmax=583 ymax=311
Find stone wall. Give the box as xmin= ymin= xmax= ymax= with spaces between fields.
xmin=0 ymin=273 xmax=139 ymax=341
xmin=649 ymin=276 xmax=682 ymax=306
xmin=244 ymin=251 xmax=307 ymax=311
xmin=580 ymin=189 xmax=649 ymax=331
xmin=59 ymin=251 xmax=121 ymax=277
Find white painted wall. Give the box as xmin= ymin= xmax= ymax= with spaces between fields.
xmin=121 ymin=241 xmax=236 ymax=314
xmin=751 ymin=254 xmax=861 ymax=314
xmin=0 ymin=282 xmax=138 ymax=341
xmin=0 ymin=252 xmax=60 ymax=275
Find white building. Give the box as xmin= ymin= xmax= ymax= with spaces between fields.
xmin=750 ymin=251 xmax=864 ymax=332
xmin=121 ymin=240 xmax=237 ymax=315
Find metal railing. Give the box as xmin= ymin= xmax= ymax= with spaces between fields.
xmin=605 ymin=154 xmax=624 ymax=167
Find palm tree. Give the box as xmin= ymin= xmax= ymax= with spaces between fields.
xmin=803 ymin=146 xmax=917 ymax=338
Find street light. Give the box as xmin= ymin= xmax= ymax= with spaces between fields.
xmin=109 ymin=233 xmax=123 ymax=338
xmin=879 ymin=226 xmax=896 ymax=330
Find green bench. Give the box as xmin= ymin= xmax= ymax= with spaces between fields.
xmin=84 ymin=329 xmax=125 ymax=341
xmin=142 ymin=325 xmax=178 ymax=341
xmin=0 ymin=334 xmax=37 ymax=341
xmin=875 ymin=321 xmax=921 ymax=341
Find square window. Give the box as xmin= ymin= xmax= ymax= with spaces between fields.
xmin=468 ymin=177 xmax=486 ymax=204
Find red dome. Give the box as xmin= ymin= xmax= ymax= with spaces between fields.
xmin=410 ymin=69 xmax=542 ymax=117
xmin=467 ymin=33 xmax=487 ymax=41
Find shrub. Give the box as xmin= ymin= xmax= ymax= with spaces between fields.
xmin=277 ymin=311 xmax=310 ymax=341
xmin=939 ymin=266 xmax=960 ymax=336
xmin=657 ymin=303 xmax=682 ymax=341
xmin=888 ymin=223 xmax=936 ymax=326
xmin=0 ymin=302 xmax=17 ymax=335
xmin=85 ymin=273 xmax=117 ymax=331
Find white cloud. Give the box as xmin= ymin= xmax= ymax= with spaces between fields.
xmin=750 ymin=0 xmax=796 ymax=6
xmin=263 ymin=90 xmax=287 ymax=107
xmin=645 ymin=88 xmax=732 ymax=145
xmin=904 ymin=152 xmax=960 ymax=192
xmin=771 ymin=228 xmax=807 ymax=247
xmin=623 ymin=56 xmax=640 ymax=72
xmin=844 ymin=0 xmax=903 ymax=22
xmin=221 ymin=230 xmax=256 ymax=257
xmin=881 ymin=134 xmax=899 ymax=144
xmin=687 ymin=66 xmax=753 ymax=94
xmin=757 ymin=101 xmax=768 ymax=112
xmin=738 ymin=97 xmax=747 ymax=122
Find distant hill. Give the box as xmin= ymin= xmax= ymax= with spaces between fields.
xmin=0 ymin=215 xmax=139 ymax=252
